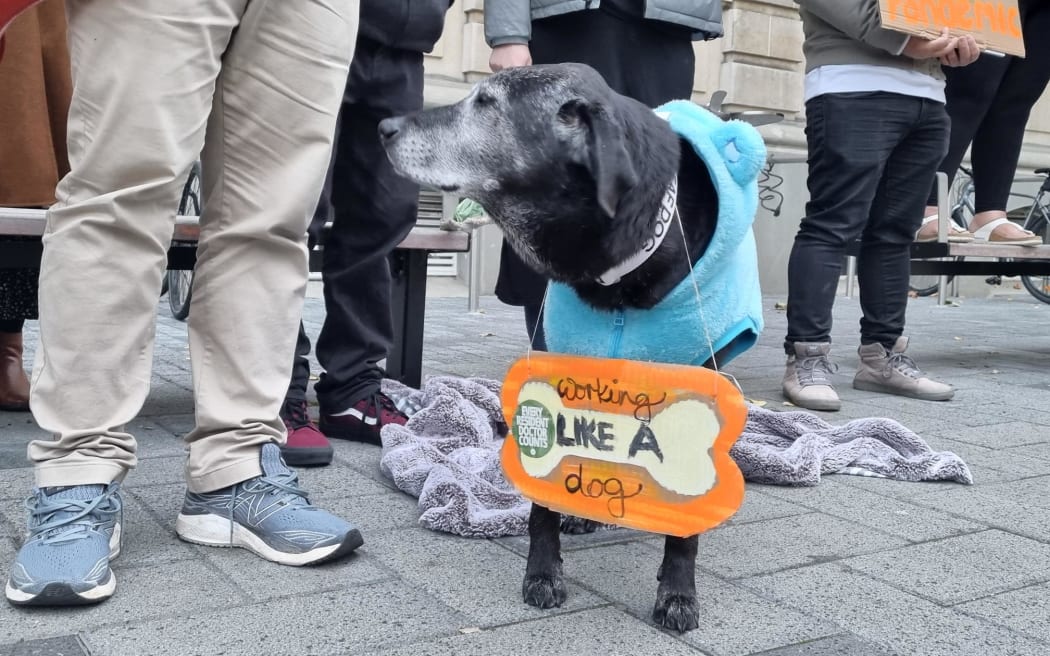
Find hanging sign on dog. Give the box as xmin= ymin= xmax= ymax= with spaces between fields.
xmin=878 ymin=0 xmax=1025 ymax=57
xmin=501 ymin=353 xmax=746 ymax=537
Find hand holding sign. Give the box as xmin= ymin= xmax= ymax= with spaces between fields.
xmin=902 ymin=27 xmax=980 ymax=66
xmin=939 ymin=31 xmax=980 ymax=67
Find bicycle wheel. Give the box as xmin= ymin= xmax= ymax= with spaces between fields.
xmin=167 ymin=162 xmax=201 ymax=321
xmin=1020 ymin=209 xmax=1050 ymax=305
xmin=167 ymin=269 xmax=193 ymax=320
xmin=908 ymin=273 xmax=945 ymax=298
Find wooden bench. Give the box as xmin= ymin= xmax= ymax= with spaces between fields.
xmin=0 ymin=208 xmax=470 ymax=387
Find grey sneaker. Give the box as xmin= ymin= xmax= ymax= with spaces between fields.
xmin=782 ymin=342 xmax=841 ymax=411
xmin=6 ymin=483 xmax=122 ymax=606
xmin=853 ymin=337 xmax=954 ymax=401
xmin=175 ymin=443 xmax=362 ymax=566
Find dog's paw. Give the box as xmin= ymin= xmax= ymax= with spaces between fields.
xmin=522 ymin=574 xmax=567 ymax=609
xmin=559 ymin=516 xmax=603 ymax=535
xmin=652 ymin=594 xmax=700 ymax=633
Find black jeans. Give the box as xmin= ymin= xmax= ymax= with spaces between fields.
xmin=286 ymin=38 xmax=423 ymax=411
xmin=786 ymin=92 xmax=949 ymax=352
xmin=927 ymin=1 xmax=1050 ymax=212
xmin=493 ymin=7 xmax=696 ymax=351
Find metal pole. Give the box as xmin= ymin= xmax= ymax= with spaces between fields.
xmin=936 ymin=171 xmax=950 ymax=305
xmin=468 ymin=225 xmax=485 ymax=313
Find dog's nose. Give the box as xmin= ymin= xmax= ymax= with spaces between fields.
xmin=378 ymin=117 xmax=404 ymax=142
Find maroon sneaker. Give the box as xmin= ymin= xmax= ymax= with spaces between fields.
xmin=319 ymin=392 xmax=408 ymax=445
xmin=279 ymin=400 xmax=334 ymax=467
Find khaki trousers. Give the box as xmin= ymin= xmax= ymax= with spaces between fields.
xmin=28 ymin=0 xmax=357 ymax=492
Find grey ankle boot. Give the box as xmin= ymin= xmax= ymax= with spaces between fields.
xmin=852 ymin=337 xmax=954 ymax=401
xmin=782 ymin=342 xmax=840 ymax=411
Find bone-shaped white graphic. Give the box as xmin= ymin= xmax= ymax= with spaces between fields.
xmin=514 ymin=381 xmax=721 ymax=497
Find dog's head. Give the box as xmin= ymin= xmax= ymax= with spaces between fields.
xmin=380 ymin=63 xmax=663 ymax=222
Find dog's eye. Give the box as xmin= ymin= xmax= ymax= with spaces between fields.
xmin=475 ymin=91 xmax=496 ymax=108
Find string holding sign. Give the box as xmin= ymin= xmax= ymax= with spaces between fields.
xmin=879 ymin=0 xmax=1025 ymax=57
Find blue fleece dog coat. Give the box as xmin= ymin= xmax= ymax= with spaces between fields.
xmin=543 ymin=100 xmax=766 ymax=366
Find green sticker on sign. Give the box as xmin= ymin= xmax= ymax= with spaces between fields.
xmin=513 ymin=400 xmax=555 ymax=459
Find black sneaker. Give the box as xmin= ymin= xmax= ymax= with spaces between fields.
xmin=319 ymin=392 xmax=408 ymax=445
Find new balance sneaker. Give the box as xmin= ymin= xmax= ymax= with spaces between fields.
xmin=319 ymin=392 xmax=407 ymax=445
xmin=279 ymin=399 xmax=334 ymax=467
xmin=6 ymin=483 xmax=122 ymax=606
xmin=853 ymin=337 xmax=954 ymax=401
xmin=175 ymin=443 xmax=362 ymax=566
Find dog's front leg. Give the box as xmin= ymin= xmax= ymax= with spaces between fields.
xmin=522 ymin=504 xmax=567 ymax=609
xmin=652 ymin=534 xmax=700 ymax=632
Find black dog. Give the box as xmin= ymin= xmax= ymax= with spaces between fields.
xmin=380 ymin=63 xmax=753 ymax=633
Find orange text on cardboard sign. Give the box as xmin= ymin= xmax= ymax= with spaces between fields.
xmin=885 ymin=0 xmax=1021 ymax=37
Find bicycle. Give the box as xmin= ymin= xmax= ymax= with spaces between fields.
xmin=908 ymin=166 xmax=1050 ymax=303
xmin=164 ymin=161 xmax=201 ymax=321
xmin=1017 ymin=168 xmax=1050 ymax=303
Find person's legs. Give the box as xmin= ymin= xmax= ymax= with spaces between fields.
xmin=915 ymin=54 xmax=1008 ymax=240
xmin=786 ymin=93 xmax=896 ymax=347
xmin=0 ymin=263 xmax=35 ymax=412
xmin=13 ymin=0 xmax=241 ymax=607
xmin=312 ymin=41 xmax=422 ymax=444
xmin=286 ymin=323 xmax=312 ymax=406
xmin=279 ymin=323 xmax=333 ymax=467
xmin=965 ymin=4 xmax=1050 ymax=238
xmin=280 ymin=121 xmax=334 ymax=464
xmin=859 ymin=99 xmax=949 ymax=346
xmin=181 ymin=0 xmax=355 ymax=490
xmin=495 ymin=244 xmax=548 ymax=349
xmin=924 ymin=56 xmax=1007 ymax=205
xmin=29 ymin=0 xmax=241 ymax=489
xmin=0 ymin=318 xmax=29 ymax=412
xmin=782 ymin=92 xmax=896 ymax=411
xmin=854 ymin=98 xmax=954 ymax=401
xmin=174 ymin=0 xmax=364 ymax=566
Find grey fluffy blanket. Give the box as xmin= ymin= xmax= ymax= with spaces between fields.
xmin=379 ymin=377 xmax=529 ymax=537
xmin=734 ymin=406 xmax=972 ymax=486
xmin=379 ymin=377 xmax=972 ymax=538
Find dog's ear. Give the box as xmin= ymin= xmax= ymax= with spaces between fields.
xmin=558 ymin=99 xmax=638 ymax=218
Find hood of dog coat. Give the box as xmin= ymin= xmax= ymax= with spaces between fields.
xmin=543 ymin=101 xmax=766 ymax=367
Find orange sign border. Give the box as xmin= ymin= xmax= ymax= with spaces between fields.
xmin=500 ymin=353 xmax=746 ymax=537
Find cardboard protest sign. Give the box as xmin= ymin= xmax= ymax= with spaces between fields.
xmin=879 ymin=0 xmax=1025 ymax=57
xmin=500 ymin=353 xmax=746 ymax=537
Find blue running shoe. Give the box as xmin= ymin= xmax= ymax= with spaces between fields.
xmin=6 ymin=483 xmax=122 ymax=606
xmin=175 ymin=443 xmax=362 ymax=566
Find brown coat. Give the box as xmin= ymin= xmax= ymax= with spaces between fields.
xmin=0 ymin=0 xmax=71 ymax=207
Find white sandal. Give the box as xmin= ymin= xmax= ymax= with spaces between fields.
xmin=970 ymin=217 xmax=1042 ymax=246
xmin=914 ymin=214 xmax=974 ymax=243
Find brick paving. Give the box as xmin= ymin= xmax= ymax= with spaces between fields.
xmin=2 ymin=286 xmax=1049 ymax=656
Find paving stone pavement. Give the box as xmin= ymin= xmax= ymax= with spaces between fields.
xmin=2 ymin=288 xmax=1050 ymax=656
